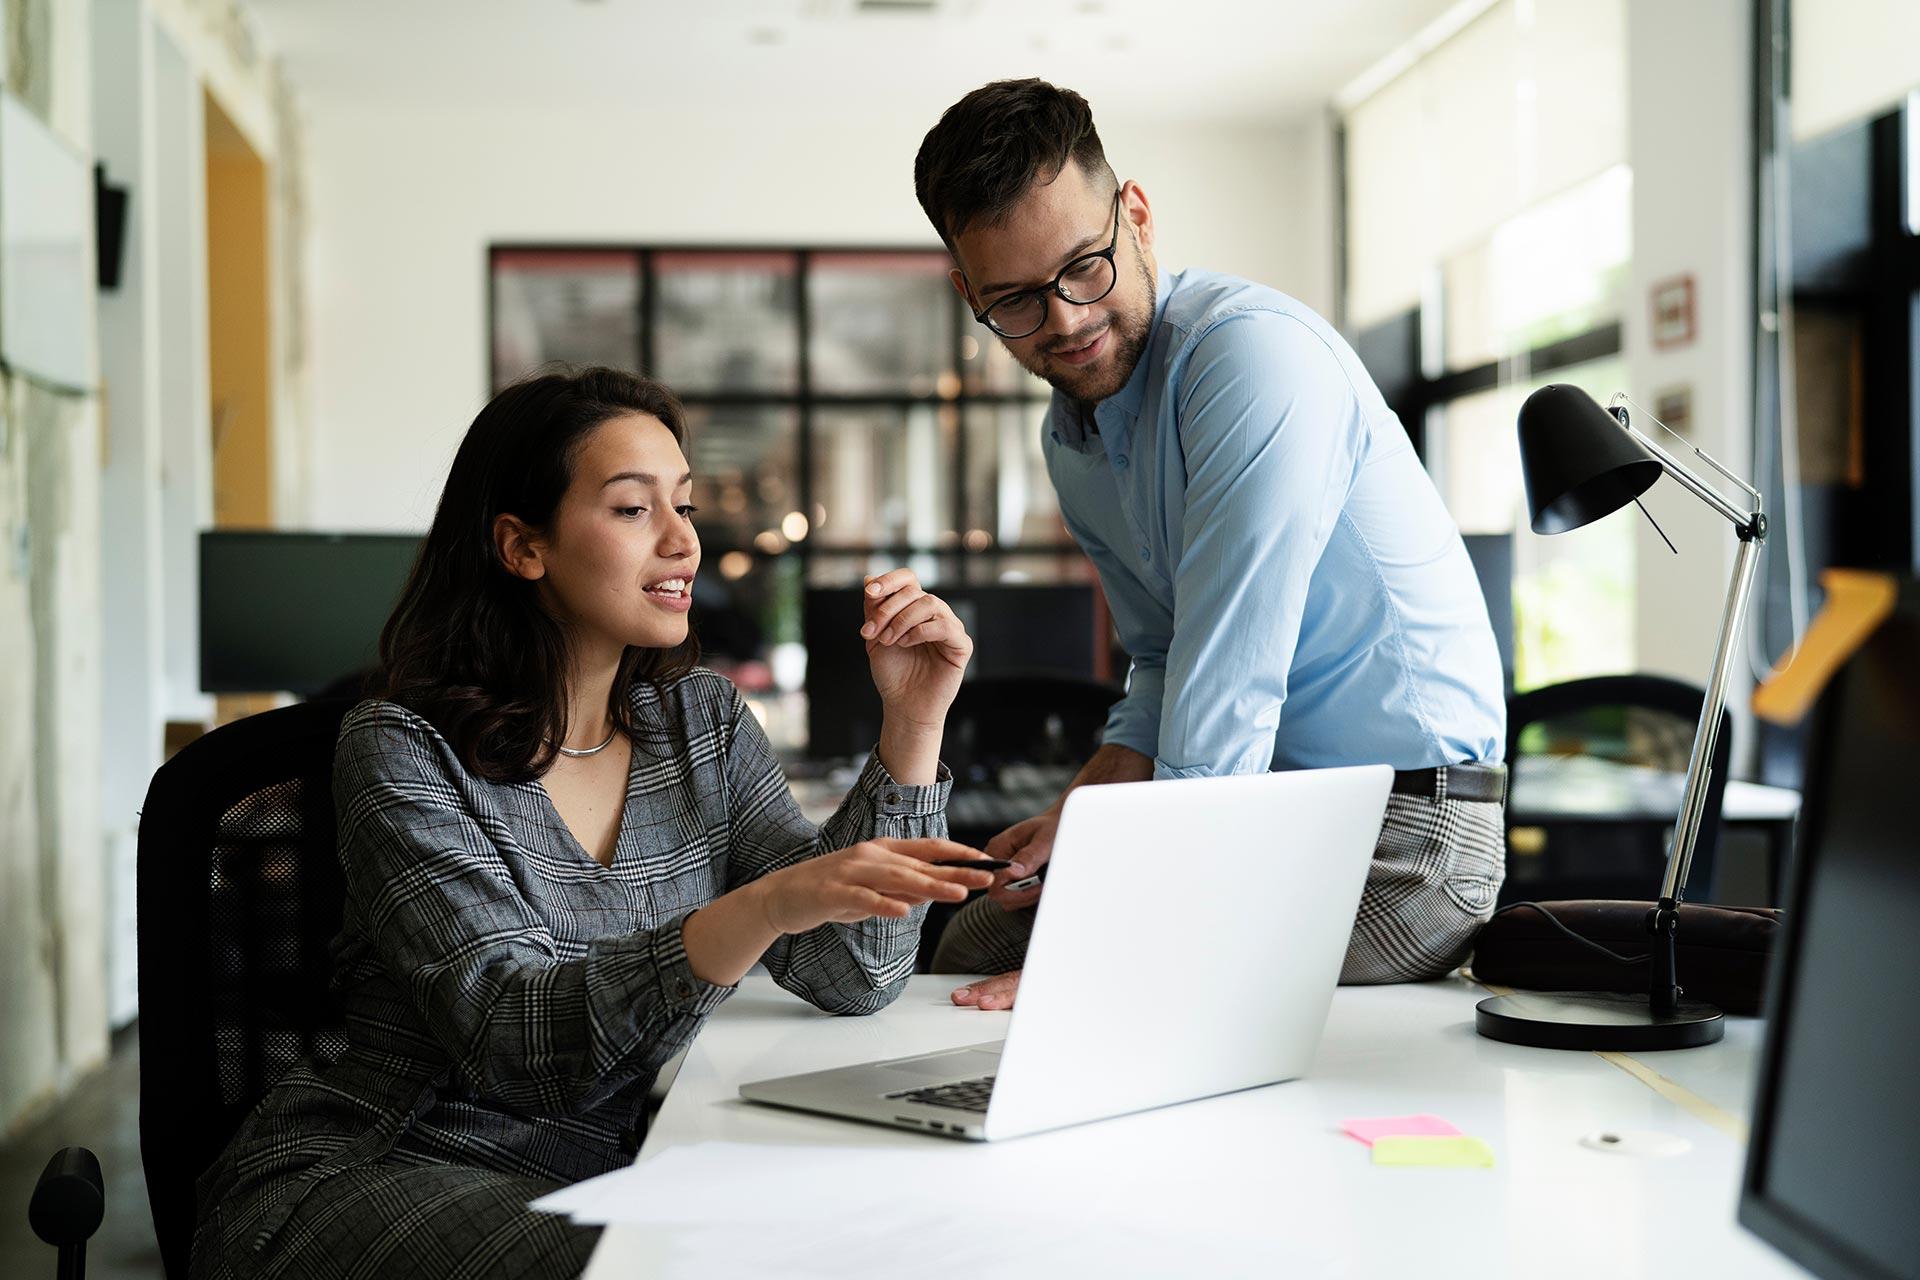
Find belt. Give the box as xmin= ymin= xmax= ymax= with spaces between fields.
xmin=1391 ymin=762 xmax=1507 ymax=804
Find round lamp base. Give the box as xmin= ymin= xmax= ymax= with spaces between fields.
xmin=1475 ymin=990 xmax=1725 ymax=1051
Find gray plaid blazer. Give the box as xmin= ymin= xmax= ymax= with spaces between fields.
xmin=191 ymin=669 xmax=949 ymax=1276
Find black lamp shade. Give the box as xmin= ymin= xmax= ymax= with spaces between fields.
xmin=1516 ymin=384 xmax=1664 ymax=535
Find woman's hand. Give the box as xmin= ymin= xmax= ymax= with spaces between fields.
xmin=860 ymin=569 xmax=972 ymax=729
xmin=753 ymin=839 xmax=996 ymax=935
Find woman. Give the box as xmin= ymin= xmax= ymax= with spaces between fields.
xmin=190 ymin=367 xmax=994 ymax=1279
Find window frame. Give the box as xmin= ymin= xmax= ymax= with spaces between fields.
xmin=486 ymin=242 xmax=1078 ymax=585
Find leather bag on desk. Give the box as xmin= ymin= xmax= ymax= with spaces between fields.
xmin=1470 ymin=900 xmax=1781 ymax=1015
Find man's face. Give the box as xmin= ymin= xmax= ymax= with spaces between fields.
xmin=949 ymin=162 xmax=1158 ymax=404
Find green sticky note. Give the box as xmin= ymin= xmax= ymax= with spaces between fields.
xmin=1370 ymin=1135 xmax=1496 ymax=1168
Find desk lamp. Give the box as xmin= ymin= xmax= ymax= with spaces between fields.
xmin=1475 ymin=384 xmax=1766 ymax=1051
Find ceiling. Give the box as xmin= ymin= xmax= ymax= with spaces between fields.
xmin=240 ymin=0 xmax=1468 ymax=126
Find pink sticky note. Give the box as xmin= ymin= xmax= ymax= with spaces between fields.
xmin=1341 ymin=1114 xmax=1463 ymax=1147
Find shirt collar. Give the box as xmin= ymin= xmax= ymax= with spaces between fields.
xmin=1100 ymin=268 xmax=1174 ymax=424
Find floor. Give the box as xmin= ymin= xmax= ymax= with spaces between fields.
xmin=0 ymin=1026 xmax=164 ymax=1280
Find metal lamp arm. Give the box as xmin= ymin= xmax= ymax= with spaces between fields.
xmin=1605 ymin=402 xmax=1767 ymax=1015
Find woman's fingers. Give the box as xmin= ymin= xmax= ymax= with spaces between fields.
xmin=871 ymin=595 xmax=945 ymax=646
xmin=860 ymin=570 xmax=924 ymax=637
xmin=863 ymin=568 xmax=920 ymax=601
xmin=891 ymin=615 xmax=971 ymax=658
xmin=875 ymin=837 xmax=995 ymax=864
xmin=860 ymin=582 xmax=926 ymax=638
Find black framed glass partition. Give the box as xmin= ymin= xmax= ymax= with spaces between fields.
xmin=488 ymin=243 xmax=1096 ymax=731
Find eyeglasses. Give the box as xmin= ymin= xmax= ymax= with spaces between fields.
xmin=971 ymin=192 xmax=1123 ymax=340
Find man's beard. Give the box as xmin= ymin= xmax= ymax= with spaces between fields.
xmin=1016 ymin=254 xmax=1157 ymax=404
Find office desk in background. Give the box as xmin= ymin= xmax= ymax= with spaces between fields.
xmin=1509 ymin=755 xmax=1802 ymax=901
xmin=581 ymin=974 xmax=1805 ymax=1280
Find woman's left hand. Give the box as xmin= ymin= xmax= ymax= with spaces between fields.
xmin=860 ymin=569 xmax=972 ymax=728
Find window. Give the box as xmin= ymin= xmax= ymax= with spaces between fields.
xmin=1342 ymin=0 xmax=1634 ymax=690
xmin=488 ymin=244 xmax=1071 ymax=720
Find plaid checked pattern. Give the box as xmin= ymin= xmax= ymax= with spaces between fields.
xmin=191 ymin=670 xmax=949 ymax=1280
xmin=931 ymin=777 xmax=1505 ymax=985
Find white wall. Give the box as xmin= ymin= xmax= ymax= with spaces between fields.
xmin=0 ymin=0 xmax=108 ymax=1134
xmin=300 ymin=104 xmax=1333 ymax=530
xmin=1623 ymin=0 xmax=1757 ymax=766
xmin=93 ymin=0 xmax=170 ymax=1027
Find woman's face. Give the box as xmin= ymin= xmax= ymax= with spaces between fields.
xmin=529 ymin=411 xmax=700 ymax=656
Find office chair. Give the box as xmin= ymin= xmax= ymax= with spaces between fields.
xmin=1503 ymin=674 xmax=1731 ymax=906
xmin=143 ymin=698 xmax=356 ymax=1278
xmin=28 ymin=699 xmax=356 ymax=1279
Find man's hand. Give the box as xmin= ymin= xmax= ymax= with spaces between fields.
xmin=950 ymin=969 xmax=1021 ymax=1010
xmin=982 ymin=811 xmax=1060 ymax=910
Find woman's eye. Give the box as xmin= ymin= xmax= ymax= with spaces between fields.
xmin=616 ymin=506 xmax=646 ymax=518
xmin=675 ymin=505 xmax=699 ymax=519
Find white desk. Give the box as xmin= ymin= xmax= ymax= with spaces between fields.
xmin=583 ymin=975 xmax=1806 ymax=1279
xmin=1509 ymin=755 xmax=1802 ymax=824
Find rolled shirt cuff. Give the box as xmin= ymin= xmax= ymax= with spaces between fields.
xmin=852 ymin=748 xmax=952 ymax=819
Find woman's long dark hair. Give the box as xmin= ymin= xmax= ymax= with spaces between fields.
xmin=377 ymin=366 xmax=700 ymax=782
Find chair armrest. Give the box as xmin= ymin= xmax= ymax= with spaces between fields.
xmin=29 ymin=1146 xmax=105 ymax=1248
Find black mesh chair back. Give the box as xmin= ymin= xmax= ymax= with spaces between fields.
xmin=1504 ymin=674 xmax=1731 ymax=905
xmin=136 ymin=699 xmax=356 ymax=1279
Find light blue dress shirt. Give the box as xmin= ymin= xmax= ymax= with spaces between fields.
xmin=1044 ymin=268 xmax=1505 ymax=780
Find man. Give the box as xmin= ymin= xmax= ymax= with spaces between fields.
xmin=904 ymin=79 xmax=1508 ymax=1009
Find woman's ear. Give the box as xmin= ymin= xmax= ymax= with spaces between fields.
xmin=493 ymin=513 xmax=547 ymax=581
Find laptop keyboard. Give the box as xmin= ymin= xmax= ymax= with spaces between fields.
xmin=885 ymin=1074 xmax=996 ymax=1113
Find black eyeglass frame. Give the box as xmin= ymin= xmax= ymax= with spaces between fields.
xmin=969 ymin=192 xmax=1124 ymax=340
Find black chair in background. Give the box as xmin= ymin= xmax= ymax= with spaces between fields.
xmin=1502 ymin=674 xmax=1731 ymax=906
xmin=135 ymin=699 xmax=356 ymax=1278
xmin=30 ymin=699 xmax=355 ymax=1279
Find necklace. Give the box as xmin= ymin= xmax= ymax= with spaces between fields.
xmin=555 ymin=724 xmax=618 ymax=758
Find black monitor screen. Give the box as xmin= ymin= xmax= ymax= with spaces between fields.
xmin=804 ymin=583 xmax=1096 ymax=759
xmin=1739 ymin=584 xmax=1920 ymax=1280
xmin=200 ymin=531 xmax=422 ymax=696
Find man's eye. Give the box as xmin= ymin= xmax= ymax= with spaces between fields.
xmin=1065 ymin=257 xmax=1103 ymax=280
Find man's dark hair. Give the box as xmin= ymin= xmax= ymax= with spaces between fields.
xmin=915 ymin=78 xmax=1118 ymax=248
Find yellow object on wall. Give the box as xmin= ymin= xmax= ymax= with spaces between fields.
xmin=1752 ymin=570 xmax=1900 ymax=727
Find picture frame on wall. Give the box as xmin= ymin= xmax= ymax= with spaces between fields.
xmin=1651 ymin=273 xmax=1697 ymax=351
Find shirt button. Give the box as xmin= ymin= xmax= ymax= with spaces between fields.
xmin=885 ymin=790 xmax=901 ymax=805
xmin=1139 ymin=546 xmax=1152 ymax=561
xmin=674 ymin=978 xmax=694 ymax=999
xmin=1114 ymin=453 xmax=1129 ymax=468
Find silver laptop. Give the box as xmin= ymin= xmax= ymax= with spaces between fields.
xmin=739 ymin=764 xmax=1392 ymax=1142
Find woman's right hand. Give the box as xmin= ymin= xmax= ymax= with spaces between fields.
xmin=754 ymin=839 xmax=996 ymax=935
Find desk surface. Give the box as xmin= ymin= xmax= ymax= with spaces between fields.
xmin=583 ymin=975 xmax=1805 ymax=1279
xmin=1510 ymin=754 xmax=1801 ymax=824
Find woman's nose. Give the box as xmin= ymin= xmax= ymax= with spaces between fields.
xmin=662 ymin=516 xmax=699 ymax=559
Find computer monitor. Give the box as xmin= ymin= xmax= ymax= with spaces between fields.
xmin=200 ymin=531 xmax=422 ymax=696
xmin=803 ymin=582 xmax=1097 ymax=759
xmin=1738 ymin=579 xmax=1918 ymax=1280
